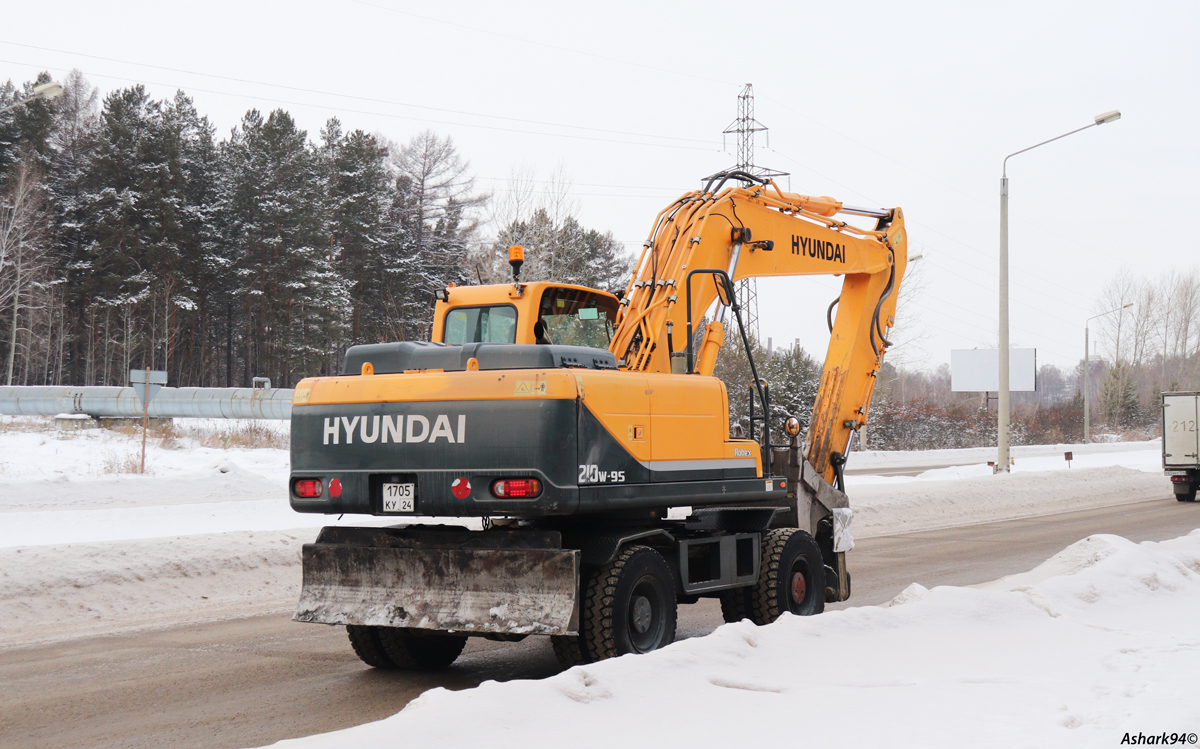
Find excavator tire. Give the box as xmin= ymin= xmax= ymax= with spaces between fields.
xmin=718 ymin=589 xmax=752 ymax=623
xmin=552 ymin=566 xmax=598 ymax=668
xmin=583 ymin=545 xmax=677 ymax=661
xmin=749 ymin=528 xmax=825 ymax=625
xmin=550 ymin=635 xmax=591 ymax=668
xmin=346 ymin=625 xmax=397 ymax=669
xmin=376 ymin=627 xmax=467 ymax=670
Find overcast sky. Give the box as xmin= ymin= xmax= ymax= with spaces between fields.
xmin=4 ymin=0 xmax=1196 ymax=372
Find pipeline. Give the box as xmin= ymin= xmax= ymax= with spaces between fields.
xmin=0 ymin=386 xmax=294 ymax=420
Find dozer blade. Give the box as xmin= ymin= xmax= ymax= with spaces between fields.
xmin=294 ymin=538 xmax=580 ymax=636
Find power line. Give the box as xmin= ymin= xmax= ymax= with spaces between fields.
xmin=767 ymin=147 xmax=1101 ymax=311
xmin=771 ymin=276 xmax=1080 ymax=364
xmin=760 ymin=94 xmax=1132 ymax=269
xmin=342 ymin=0 xmax=739 ymax=88
xmin=477 ymin=175 xmax=682 ymax=192
xmin=0 ymin=58 xmax=718 ymax=152
xmin=0 ymin=40 xmax=717 ymax=147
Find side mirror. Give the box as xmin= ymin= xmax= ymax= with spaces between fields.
xmin=714 ymin=274 xmax=734 ymax=307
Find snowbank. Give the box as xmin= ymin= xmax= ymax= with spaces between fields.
xmin=848 ymin=439 xmax=1161 ymax=474
xmin=0 ymin=529 xmax=311 ymax=648
xmin=263 ymin=530 xmax=1200 ymax=748
xmin=852 ymin=465 xmax=1171 ymax=538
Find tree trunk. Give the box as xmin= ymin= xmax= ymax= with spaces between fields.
xmin=7 ymin=256 xmax=19 ymax=386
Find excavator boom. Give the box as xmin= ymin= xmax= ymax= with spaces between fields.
xmin=611 ymin=171 xmax=907 ymax=483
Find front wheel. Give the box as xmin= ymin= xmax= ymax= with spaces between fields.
xmin=749 ymin=528 xmax=825 ymax=625
xmin=347 ymin=626 xmax=466 ymax=670
xmin=583 ymin=545 xmax=677 ymax=661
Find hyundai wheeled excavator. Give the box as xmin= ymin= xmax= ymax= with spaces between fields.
xmin=287 ymin=170 xmax=907 ymax=668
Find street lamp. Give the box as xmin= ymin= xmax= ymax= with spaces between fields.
xmin=996 ymin=109 xmax=1121 ymax=473
xmin=0 ymin=81 xmax=65 ymax=116
xmin=1084 ymin=302 xmax=1133 ymax=443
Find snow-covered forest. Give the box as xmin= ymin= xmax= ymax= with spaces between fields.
xmin=0 ymin=70 xmax=629 ymax=389
xmin=3 ymin=70 xmax=1198 ymax=449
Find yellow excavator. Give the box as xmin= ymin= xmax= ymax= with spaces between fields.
xmin=288 ymin=169 xmax=906 ymax=668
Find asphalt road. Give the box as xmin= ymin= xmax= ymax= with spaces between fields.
xmin=2 ymin=495 xmax=1196 ymax=749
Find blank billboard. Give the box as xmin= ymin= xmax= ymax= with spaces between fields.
xmin=950 ymin=349 xmax=1037 ymax=392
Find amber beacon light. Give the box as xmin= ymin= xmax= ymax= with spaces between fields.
xmin=509 ymin=245 xmax=524 ymax=284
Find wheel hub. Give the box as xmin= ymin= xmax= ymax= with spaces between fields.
xmin=631 ymin=595 xmax=653 ymax=634
xmin=790 ymin=571 xmax=807 ymax=605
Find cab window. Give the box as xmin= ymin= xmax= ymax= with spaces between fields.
xmin=443 ymin=305 xmax=518 ymax=344
xmin=537 ymin=288 xmax=618 ymax=349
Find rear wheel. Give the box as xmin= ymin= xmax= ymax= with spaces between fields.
xmin=1177 ymin=485 xmax=1197 ymax=502
xmin=375 ymin=627 xmax=467 ymax=670
xmin=583 ymin=545 xmax=677 ymax=661
xmin=346 ymin=625 xmax=396 ymax=668
xmin=749 ymin=528 xmax=825 ymax=625
xmin=718 ymin=588 xmax=752 ymax=623
xmin=550 ymin=634 xmax=591 ymax=668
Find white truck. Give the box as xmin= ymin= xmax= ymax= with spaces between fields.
xmin=1162 ymin=392 xmax=1200 ymax=502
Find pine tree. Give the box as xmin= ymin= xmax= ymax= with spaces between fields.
xmin=156 ymin=91 xmax=221 ymax=385
xmin=491 ymin=209 xmax=632 ymax=290
xmin=224 ymin=108 xmax=338 ymax=386
xmin=713 ymin=332 xmax=822 ymax=441
xmin=71 ymin=85 xmax=164 ymax=385
xmin=321 ymin=120 xmax=390 ymax=347
xmin=1099 ymin=360 xmax=1139 ymax=431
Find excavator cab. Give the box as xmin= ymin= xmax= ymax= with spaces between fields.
xmin=431 ymin=281 xmax=620 ymax=348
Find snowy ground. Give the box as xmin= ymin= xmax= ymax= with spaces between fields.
xmin=0 ymin=418 xmax=1190 ymax=746
xmin=848 ymin=439 xmax=1162 ymax=476
xmin=265 ymin=530 xmax=1200 ymax=749
xmin=0 ymin=418 xmax=1174 ymax=649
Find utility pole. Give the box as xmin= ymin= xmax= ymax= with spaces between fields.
xmin=722 ymin=84 xmax=787 ymax=342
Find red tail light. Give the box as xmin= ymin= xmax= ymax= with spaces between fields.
xmin=294 ymin=479 xmax=323 ymax=498
xmin=491 ymin=478 xmax=542 ymax=498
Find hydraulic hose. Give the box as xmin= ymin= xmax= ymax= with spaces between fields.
xmin=869 ymin=262 xmax=897 ymax=356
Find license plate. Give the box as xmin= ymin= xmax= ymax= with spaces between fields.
xmin=382 ymin=483 xmax=416 ymax=513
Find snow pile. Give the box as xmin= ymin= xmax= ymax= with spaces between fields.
xmin=852 ymin=465 xmax=1171 ymax=538
xmin=264 ymin=530 xmax=1200 ymax=748
xmin=0 ymin=529 xmax=312 ymax=647
xmin=848 ymin=439 xmax=1161 ymax=476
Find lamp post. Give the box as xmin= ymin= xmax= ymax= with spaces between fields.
xmin=1084 ymin=303 xmax=1133 ymax=443
xmin=997 ymin=109 xmax=1121 ymax=473
xmin=0 ymin=82 xmax=65 ymax=116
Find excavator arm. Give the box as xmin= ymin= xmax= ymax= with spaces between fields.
xmin=609 ymin=171 xmax=907 ymax=484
